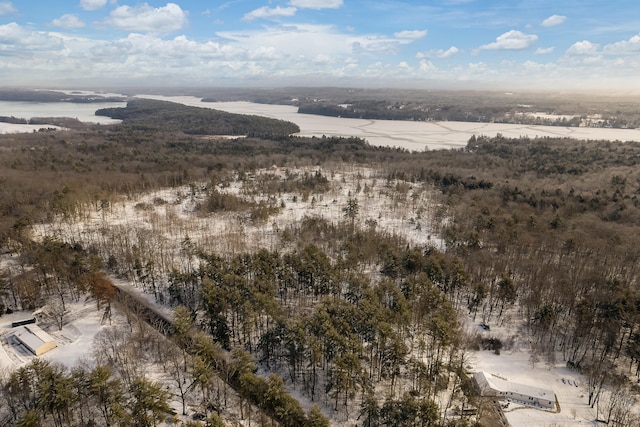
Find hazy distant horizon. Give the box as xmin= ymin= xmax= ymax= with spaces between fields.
xmin=4 ymin=85 xmax=639 ymax=102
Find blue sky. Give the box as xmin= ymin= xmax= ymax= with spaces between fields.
xmin=1 ymin=0 xmax=640 ymax=91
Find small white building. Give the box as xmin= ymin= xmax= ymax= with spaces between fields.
xmin=12 ymin=324 xmax=57 ymax=356
xmin=473 ymin=371 xmax=556 ymax=410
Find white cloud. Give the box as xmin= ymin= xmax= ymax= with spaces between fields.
xmin=603 ymin=34 xmax=640 ymax=54
xmin=0 ymin=22 xmax=65 ymax=53
xmin=90 ymin=40 xmax=133 ymax=62
xmin=105 ymin=3 xmax=188 ymax=33
xmin=351 ymin=41 xmax=364 ymax=54
xmin=398 ymin=61 xmax=412 ymax=71
xmin=151 ymin=35 xmax=242 ymax=60
xmin=51 ymin=14 xmax=85 ymax=29
xmin=247 ymin=45 xmax=282 ymax=60
xmin=562 ymin=40 xmax=604 ymax=67
xmin=521 ymin=61 xmax=558 ymax=78
xmin=535 ymin=46 xmax=554 ymax=54
xmin=0 ymin=2 xmax=16 ymax=14
xmin=79 ymin=0 xmax=107 ymax=11
xmin=242 ymin=6 xmax=297 ymax=21
xmin=219 ymin=24 xmax=348 ymax=58
xmin=566 ymin=40 xmax=599 ymax=55
xmin=289 ymin=0 xmax=342 ymax=9
xmin=419 ymin=60 xmax=436 ymax=72
xmin=417 ymin=46 xmax=459 ymax=59
xmin=394 ymin=29 xmax=427 ymax=40
xmin=218 ymin=23 xmax=415 ymax=60
xmin=6 ymin=5 xmax=640 ymax=91
xmin=479 ymin=30 xmax=538 ymax=50
xmin=313 ymin=54 xmax=332 ymax=64
xmin=541 ymin=15 xmax=566 ymax=27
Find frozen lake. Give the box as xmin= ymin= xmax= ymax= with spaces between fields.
xmin=3 ymin=93 xmax=640 ymax=150
xmin=0 ymin=100 xmax=125 ymax=133
xmin=137 ymin=95 xmax=640 ymax=151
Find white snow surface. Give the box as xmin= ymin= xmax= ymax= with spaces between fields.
xmin=136 ymin=95 xmax=640 ymax=151
xmin=36 ymin=166 xmax=446 ymax=261
xmin=0 ymin=300 xmax=111 ymax=370
xmin=466 ymin=314 xmax=600 ymax=427
xmin=0 ymin=122 xmax=64 ymax=133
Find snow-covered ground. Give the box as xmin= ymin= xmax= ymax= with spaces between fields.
xmin=36 ymin=166 xmax=445 ymax=262
xmin=473 ymin=350 xmax=594 ymax=426
xmin=0 ymin=300 xmax=113 ymax=370
xmin=21 ymin=164 xmax=619 ymax=426
xmin=0 ymin=122 xmax=64 ymax=133
xmin=0 ymin=298 xmax=246 ymax=424
xmin=465 ymin=314 xmax=600 ymax=426
xmin=1 ymin=291 xmax=602 ymax=425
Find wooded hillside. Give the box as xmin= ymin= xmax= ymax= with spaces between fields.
xmin=2 ymin=105 xmax=640 ymax=425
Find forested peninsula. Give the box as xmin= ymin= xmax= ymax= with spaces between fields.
xmin=96 ymin=99 xmax=300 ymax=137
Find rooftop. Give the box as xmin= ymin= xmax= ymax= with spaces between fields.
xmin=475 ymin=371 xmax=555 ymax=401
xmin=12 ymin=324 xmax=57 ymax=356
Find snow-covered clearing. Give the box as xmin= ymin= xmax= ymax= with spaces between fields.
xmin=0 ymin=123 xmax=64 ymax=133
xmin=465 ymin=313 xmax=602 ymax=426
xmin=36 ymin=166 xmax=445 ymax=262
xmin=0 ymin=299 xmax=113 ymax=370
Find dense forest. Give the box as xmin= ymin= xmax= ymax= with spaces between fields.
xmin=2 ymin=98 xmax=640 ymax=426
xmin=96 ymin=99 xmax=300 ymax=137
xmin=0 ymin=88 xmax=126 ymax=103
xmin=297 ymin=100 xmax=628 ymax=128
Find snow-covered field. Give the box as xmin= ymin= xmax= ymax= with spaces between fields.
xmin=0 ymin=122 xmax=65 ymax=134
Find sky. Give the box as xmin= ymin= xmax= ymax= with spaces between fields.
xmin=1 ymin=0 xmax=640 ymax=92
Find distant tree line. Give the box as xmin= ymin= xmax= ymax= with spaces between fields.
xmin=0 ymin=88 xmax=125 ymax=103
xmin=298 ymin=100 xmax=640 ymax=128
xmin=0 ymin=116 xmax=28 ymax=124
